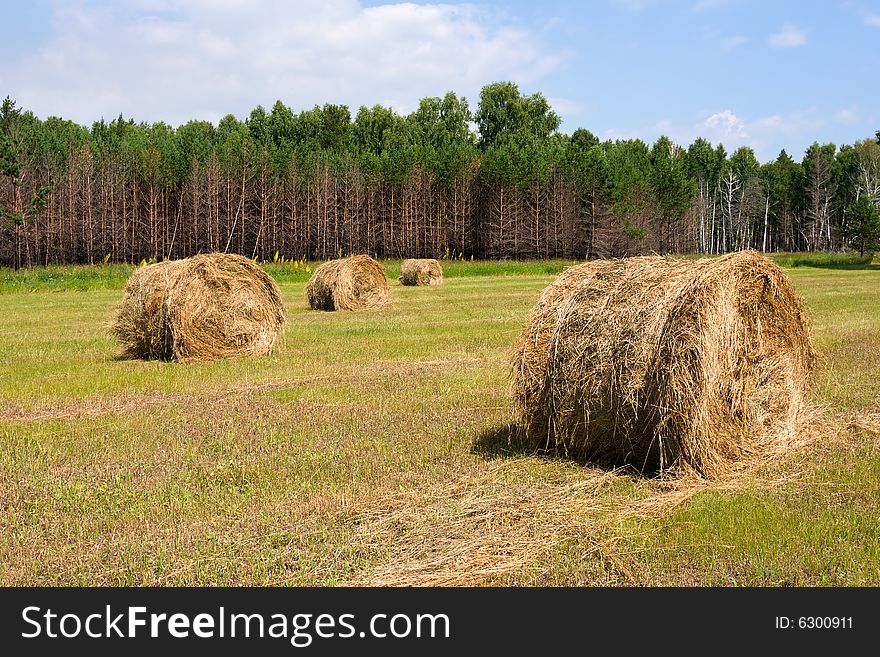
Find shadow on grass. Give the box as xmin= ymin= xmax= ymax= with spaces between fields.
xmin=471 ymin=423 xmax=647 ymax=476
xmin=471 ymin=423 xmax=536 ymax=459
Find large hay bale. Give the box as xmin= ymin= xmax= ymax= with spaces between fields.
xmin=306 ymin=255 xmax=389 ymax=311
xmin=511 ymin=251 xmax=816 ymax=476
xmin=399 ymin=258 xmax=443 ymax=286
xmin=113 ymin=253 xmax=287 ymax=362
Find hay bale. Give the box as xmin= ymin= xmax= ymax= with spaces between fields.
xmin=306 ymin=255 xmax=389 ymax=311
xmin=511 ymin=250 xmax=816 ymax=476
xmin=399 ymin=258 xmax=443 ymax=286
xmin=113 ymin=253 xmax=286 ymax=362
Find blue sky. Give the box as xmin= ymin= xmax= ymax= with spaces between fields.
xmin=1 ymin=0 xmax=878 ymax=161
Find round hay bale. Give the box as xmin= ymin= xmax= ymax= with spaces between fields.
xmin=399 ymin=258 xmax=443 ymax=286
xmin=306 ymin=255 xmax=389 ymax=311
xmin=511 ymin=250 xmax=816 ymax=476
xmin=113 ymin=253 xmax=287 ymax=362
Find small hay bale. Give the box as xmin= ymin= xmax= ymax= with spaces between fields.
xmin=399 ymin=258 xmax=443 ymax=286
xmin=306 ymin=255 xmax=389 ymax=311
xmin=113 ymin=253 xmax=287 ymax=362
xmin=511 ymin=250 xmax=816 ymax=476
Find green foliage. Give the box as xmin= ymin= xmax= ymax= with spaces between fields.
xmin=0 ymin=98 xmax=54 ymax=233
xmin=570 ymin=128 xmax=599 ymax=151
xmin=408 ymin=92 xmax=473 ymax=149
xmin=604 ymin=138 xmax=652 ymax=214
xmin=0 ymin=96 xmax=24 ymax=180
xmin=353 ymin=104 xmax=400 ymax=156
xmin=3 ymin=86 xmax=880 ymax=266
xmin=623 ymin=219 xmax=646 ymax=240
xmin=843 ymin=195 xmax=880 ymax=255
xmin=650 ymin=136 xmax=696 ymax=224
xmin=729 ymin=145 xmax=760 ymax=182
xmin=474 ymin=81 xmax=560 ymax=151
xmin=686 ymin=137 xmax=723 ymax=186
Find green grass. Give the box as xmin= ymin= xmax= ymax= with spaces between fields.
xmin=0 ymin=263 xmax=136 ymax=293
xmin=0 ymin=259 xmax=576 ymax=294
xmin=3 ymin=252 xmax=873 ymax=294
xmin=768 ymin=251 xmax=877 ymax=269
xmin=0 ymin=260 xmax=877 ymax=585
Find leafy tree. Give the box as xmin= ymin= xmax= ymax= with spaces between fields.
xmin=767 ymin=149 xmax=804 ymax=251
xmin=177 ymin=119 xmax=216 ymax=164
xmin=291 ymin=104 xmax=352 ymax=153
xmin=267 ymin=100 xmax=296 ymax=147
xmin=842 ymin=195 xmax=880 ymax=255
xmin=802 ymin=142 xmax=837 ymax=250
xmin=568 ymin=139 xmax=613 ymax=256
xmin=686 ymin=137 xmax=723 ymax=252
xmin=570 ymin=128 xmax=599 ymax=151
xmin=409 ymin=92 xmax=473 ymax=149
xmin=604 ymin=138 xmax=651 ymax=215
xmin=246 ymin=105 xmax=269 ymax=146
xmin=475 ymin=81 xmax=559 ymax=151
xmin=853 ymin=138 xmax=880 ymax=199
xmin=353 ymin=104 xmax=400 ymax=156
xmin=650 ymin=136 xmax=695 ymax=249
xmin=0 ymin=97 xmax=52 ymax=268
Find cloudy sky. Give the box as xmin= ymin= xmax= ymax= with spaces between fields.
xmin=2 ymin=0 xmax=878 ymax=160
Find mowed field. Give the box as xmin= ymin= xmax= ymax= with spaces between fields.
xmin=1 ymin=258 xmax=878 ymax=586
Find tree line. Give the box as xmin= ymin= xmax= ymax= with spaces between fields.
xmin=1 ymin=83 xmax=879 ymax=268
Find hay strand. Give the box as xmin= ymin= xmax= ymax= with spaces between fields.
xmin=511 ymin=250 xmax=817 ymax=477
xmin=399 ymin=258 xmax=443 ymax=286
xmin=306 ymin=255 xmax=389 ymax=311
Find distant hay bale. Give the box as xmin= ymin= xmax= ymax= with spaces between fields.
xmin=113 ymin=253 xmax=287 ymax=362
xmin=306 ymin=255 xmax=389 ymax=311
xmin=399 ymin=258 xmax=443 ymax=286
xmin=511 ymin=250 xmax=816 ymax=476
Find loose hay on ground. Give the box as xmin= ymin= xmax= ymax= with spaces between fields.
xmin=511 ymin=250 xmax=817 ymax=477
xmin=113 ymin=253 xmax=286 ymax=362
xmin=306 ymin=255 xmax=389 ymax=311
xmin=399 ymin=258 xmax=443 ymax=286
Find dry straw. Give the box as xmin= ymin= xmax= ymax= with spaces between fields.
xmin=113 ymin=253 xmax=286 ymax=362
xmin=399 ymin=258 xmax=443 ymax=286
xmin=511 ymin=250 xmax=817 ymax=477
xmin=306 ymin=255 xmax=389 ymax=311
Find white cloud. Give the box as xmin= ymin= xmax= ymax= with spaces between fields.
xmin=722 ymin=34 xmax=748 ymax=49
xmin=864 ymin=14 xmax=880 ymax=27
xmin=649 ymin=118 xmax=673 ymax=132
xmin=5 ymin=0 xmax=567 ymax=125
xmin=834 ymin=107 xmax=860 ymax=124
xmin=701 ymin=26 xmax=747 ymax=51
xmin=768 ymin=23 xmax=806 ymax=48
xmin=749 ymin=111 xmax=821 ymax=136
xmin=627 ymin=108 xmax=826 ymax=160
xmin=702 ymin=109 xmax=748 ymax=139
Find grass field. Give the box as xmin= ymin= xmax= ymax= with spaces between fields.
xmin=1 ymin=256 xmax=878 ymax=585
